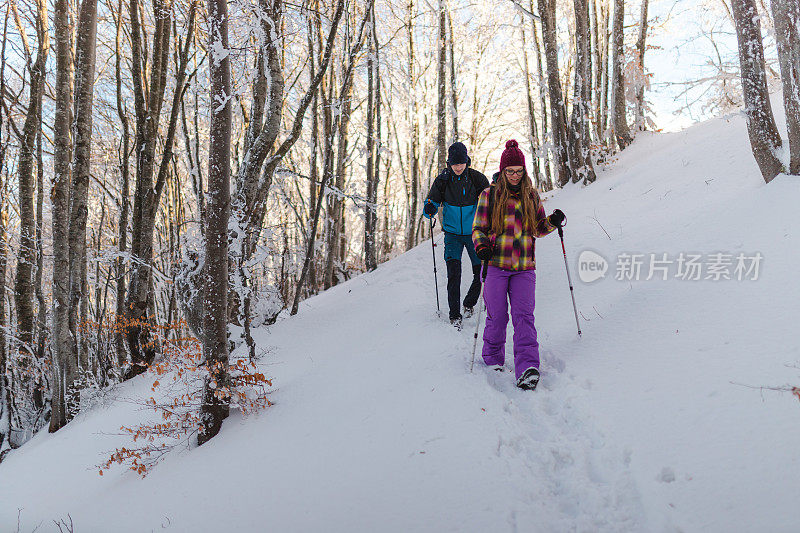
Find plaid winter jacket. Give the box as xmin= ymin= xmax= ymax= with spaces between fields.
xmin=472 ymin=186 xmax=556 ymax=271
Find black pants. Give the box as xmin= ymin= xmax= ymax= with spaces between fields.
xmin=446 ymin=261 xmax=482 ymax=320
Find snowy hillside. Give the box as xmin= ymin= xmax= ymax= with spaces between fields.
xmin=2 ymin=109 xmax=799 ymax=532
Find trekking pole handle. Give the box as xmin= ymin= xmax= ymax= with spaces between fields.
xmin=555 ymin=213 xmax=567 ymax=238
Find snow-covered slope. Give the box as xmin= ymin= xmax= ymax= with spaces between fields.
xmin=2 ymin=110 xmax=799 ymax=532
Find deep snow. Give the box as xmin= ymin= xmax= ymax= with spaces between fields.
xmin=1 ymin=109 xmax=800 ymax=532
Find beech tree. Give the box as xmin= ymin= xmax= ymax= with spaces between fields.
xmin=521 ymin=22 xmax=543 ymax=189
xmin=111 ymin=0 xmax=131 ymax=366
xmin=530 ymin=1 xmax=553 ymax=189
xmin=198 ymin=0 xmax=232 ymax=445
xmin=10 ymin=0 xmax=47 ymax=374
xmin=124 ymin=0 xmax=197 ymax=379
xmin=68 ymin=0 xmax=99 ymax=380
xmin=538 ymin=0 xmax=573 ymax=186
xmin=49 ymin=0 xmax=75 ymax=433
xmin=592 ymin=0 xmax=611 ymax=140
xmin=568 ymin=0 xmax=597 ymax=183
xmin=405 ymin=0 xmax=421 ymax=249
xmin=0 ymin=11 xmax=10 ymax=449
xmin=771 ymin=0 xmax=800 ymax=174
xmin=437 ymin=0 xmax=447 ymax=171
xmin=448 ymin=10 xmax=459 ymax=142
xmin=364 ymin=1 xmax=382 ymax=272
xmin=731 ymin=0 xmax=783 ymax=182
xmin=611 ymin=0 xmax=632 ymax=149
xmin=634 ymin=0 xmax=650 ymax=131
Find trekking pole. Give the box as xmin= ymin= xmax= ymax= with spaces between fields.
xmin=556 ymin=217 xmax=582 ymax=337
xmin=470 ymin=261 xmax=489 ymax=373
xmin=430 ymin=218 xmax=441 ymax=315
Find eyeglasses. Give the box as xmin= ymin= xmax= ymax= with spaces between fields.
xmin=504 ymin=169 xmax=524 ymax=176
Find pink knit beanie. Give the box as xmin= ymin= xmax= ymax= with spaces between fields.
xmin=499 ymin=139 xmax=525 ymax=173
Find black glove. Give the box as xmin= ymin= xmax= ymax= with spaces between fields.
xmin=548 ymin=209 xmax=565 ymax=228
xmin=476 ymin=244 xmax=493 ymax=261
xmin=423 ymin=202 xmax=438 ymax=218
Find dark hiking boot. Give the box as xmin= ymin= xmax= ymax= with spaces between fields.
xmin=516 ymin=367 xmax=540 ymax=390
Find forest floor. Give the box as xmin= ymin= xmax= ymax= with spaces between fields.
xmin=2 ymin=106 xmax=800 ymax=532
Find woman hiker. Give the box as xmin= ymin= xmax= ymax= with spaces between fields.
xmin=471 ymin=140 xmax=565 ymax=390
xmin=423 ymin=142 xmax=490 ymax=328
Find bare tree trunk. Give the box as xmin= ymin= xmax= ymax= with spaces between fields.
xmin=308 ymin=6 xmax=321 ymax=283
xmin=437 ymin=0 xmax=447 ymax=171
xmin=731 ymin=0 xmax=783 ymax=182
xmin=407 ymin=0 xmax=420 ymax=250
xmin=634 ymin=0 xmax=649 ymax=131
xmin=599 ymin=0 xmax=611 ymax=140
xmin=538 ymin=0 xmax=572 ymax=186
xmin=530 ymin=2 xmax=552 ymax=190
xmin=50 ymin=0 xmax=76 ymax=433
xmin=180 ymin=28 xmax=205 ymax=234
xmin=771 ymin=0 xmax=800 ymax=174
xmin=321 ymin=54 xmax=338 ymax=291
xmin=324 ymin=79 xmax=353 ymax=289
xmin=0 ymin=13 xmax=9 ymax=448
xmin=380 ymin=162 xmax=393 ymax=261
xmin=611 ymin=0 xmax=632 ymax=149
xmin=112 ymin=0 xmax=130 ymax=368
xmin=364 ymin=2 xmax=380 ymax=272
xmin=198 ymin=0 xmax=231 ymax=446
xmin=313 ymin=64 xmax=335 ymax=296
xmin=521 ymin=22 xmax=543 ymax=189
xmin=328 ymin=26 xmax=356 ymax=287
xmin=125 ymin=0 xmax=196 ymax=379
xmin=0 ymin=193 xmax=7 ymax=449
xmin=68 ymin=0 xmax=99 ymax=381
xmin=373 ymin=19 xmax=383 ymax=256
xmin=35 ymin=117 xmax=45 ymax=366
xmin=447 ymin=9 xmax=459 ymax=142
xmin=13 ymin=0 xmax=48 ymax=372
xmin=569 ymin=0 xmax=597 ymax=183
xmin=591 ymin=0 xmax=601 ymax=137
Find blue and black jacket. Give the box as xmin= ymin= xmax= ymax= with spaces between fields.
xmin=424 ymin=167 xmax=490 ymax=236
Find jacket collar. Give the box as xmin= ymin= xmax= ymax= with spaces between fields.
xmin=447 ymin=166 xmax=470 ymax=180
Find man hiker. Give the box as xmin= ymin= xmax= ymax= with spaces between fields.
xmin=423 ymin=142 xmax=490 ymax=328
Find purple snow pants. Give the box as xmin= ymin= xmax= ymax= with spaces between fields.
xmin=481 ymin=266 xmax=539 ymax=379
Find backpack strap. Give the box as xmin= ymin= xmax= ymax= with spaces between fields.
xmin=467 ymin=168 xmax=493 ymax=199
xmin=470 ymin=169 xmax=482 ymax=193
xmin=435 ymin=168 xmax=451 ymax=197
